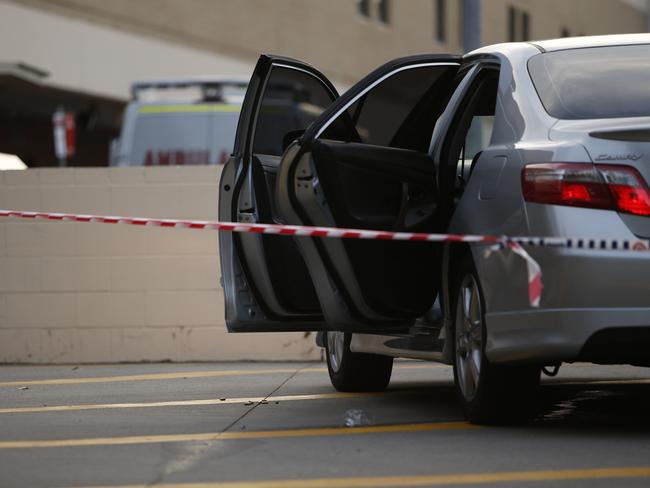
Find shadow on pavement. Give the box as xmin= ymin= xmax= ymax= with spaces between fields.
xmin=534 ymin=382 xmax=650 ymax=431
xmin=374 ymin=378 xmax=650 ymax=431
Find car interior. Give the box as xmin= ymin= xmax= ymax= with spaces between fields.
xmin=288 ymin=64 xmax=464 ymax=327
xmin=295 ymin=64 xmax=500 ymax=329
xmin=231 ymin=58 xmax=500 ymax=331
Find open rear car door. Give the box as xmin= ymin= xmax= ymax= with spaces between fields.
xmin=219 ymin=55 xmax=338 ymax=331
xmin=275 ymin=54 xmax=462 ymax=332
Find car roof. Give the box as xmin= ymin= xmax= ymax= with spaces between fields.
xmin=532 ymin=33 xmax=650 ymax=52
xmin=468 ymin=33 xmax=650 ymax=58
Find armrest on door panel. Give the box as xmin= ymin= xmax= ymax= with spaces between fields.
xmin=312 ymin=140 xmax=436 ymax=188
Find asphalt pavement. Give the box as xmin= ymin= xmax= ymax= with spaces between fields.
xmin=1 ymin=360 xmax=650 ymax=487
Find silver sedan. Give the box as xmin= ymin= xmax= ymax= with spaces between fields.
xmin=219 ymin=34 xmax=650 ymax=423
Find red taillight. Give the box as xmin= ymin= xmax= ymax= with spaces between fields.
xmin=561 ymin=183 xmax=596 ymax=204
xmin=522 ymin=163 xmax=650 ymax=216
xmin=522 ymin=163 xmax=612 ymax=209
xmin=598 ymin=165 xmax=650 ymax=216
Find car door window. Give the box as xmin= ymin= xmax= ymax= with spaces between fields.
xmin=454 ymin=73 xmax=498 ymax=184
xmin=463 ymin=115 xmax=495 ymax=163
xmin=435 ymin=66 xmax=499 ymax=215
xmin=319 ymin=64 xmax=459 ymax=152
xmin=252 ymin=66 xmax=335 ymax=157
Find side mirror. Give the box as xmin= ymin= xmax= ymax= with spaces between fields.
xmin=282 ymin=129 xmax=305 ymax=152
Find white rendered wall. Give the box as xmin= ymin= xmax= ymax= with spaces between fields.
xmin=0 ymin=166 xmax=321 ymax=363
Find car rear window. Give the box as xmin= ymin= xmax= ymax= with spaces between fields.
xmin=528 ymin=44 xmax=650 ymax=120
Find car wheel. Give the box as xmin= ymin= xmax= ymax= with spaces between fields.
xmin=452 ymin=255 xmax=540 ymax=424
xmin=325 ymin=331 xmax=393 ymax=392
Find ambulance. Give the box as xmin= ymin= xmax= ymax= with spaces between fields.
xmin=110 ymin=77 xmax=247 ymax=166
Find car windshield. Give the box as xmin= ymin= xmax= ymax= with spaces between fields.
xmin=528 ymin=44 xmax=650 ymax=120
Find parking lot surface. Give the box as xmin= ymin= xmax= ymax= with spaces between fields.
xmin=1 ymin=361 xmax=650 ymax=487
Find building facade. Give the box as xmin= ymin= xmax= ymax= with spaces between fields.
xmin=0 ymin=0 xmax=648 ymax=165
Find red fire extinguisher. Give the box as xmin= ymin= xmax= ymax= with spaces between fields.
xmin=52 ymin=108 xmax=76 ymax=166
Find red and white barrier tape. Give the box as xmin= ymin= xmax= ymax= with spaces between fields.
xmin=507 ymin=242 xmax=543 ymax=308
xmin=0 ymin=210 xmax=508 ymax=242
xmin=2 ymin=210 xmax=649 ymax=309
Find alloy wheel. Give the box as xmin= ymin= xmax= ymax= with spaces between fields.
xmin=327 ymin=331 xmax=346 ymax=373
xmin=455 ymin=274 xmax=484 ymax=402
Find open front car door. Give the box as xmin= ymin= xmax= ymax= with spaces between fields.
xmin=275 ymin=54 xmax=461 ymax=332
xmin=219 ymin=55 xmax=338 ymax=332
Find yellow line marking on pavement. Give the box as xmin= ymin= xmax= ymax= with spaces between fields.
xmin=0 ymin=368 xmax=321 ymax=388
xmin=0 ymin=392 xmax=383 ymax=415
xmin=0 ymin=422 xmax=474 ymax=449
xmin=0 ymin=363 xmax=441 ymax=388
xmin=73 ymin=467 xmax=650 ymax=488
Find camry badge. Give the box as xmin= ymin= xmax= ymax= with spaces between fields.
xmin=595 ymin=153 xmax=644 ymax=161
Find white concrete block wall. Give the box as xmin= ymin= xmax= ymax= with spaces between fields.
xmin=0 ymin=166 xmax=322 ymax=363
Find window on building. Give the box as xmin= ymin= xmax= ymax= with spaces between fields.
xmin=458 ymin=0 xmax=465 ymax=47
xmin=435 ymin=0 xmax=446 ymax=42
xmin=522 ymin=12 xmax=530 ymax=41
xmin=358 ymin=0 xmax=370 ymax=17
xmin=378 ymin=0 xmax=390 ymax=24
xmin=507 ymin=6 xmax=516 ymax=42
xmin=507 ymin=6 xmax=530 ymax=42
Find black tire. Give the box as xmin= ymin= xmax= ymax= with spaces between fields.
xmin=325 ymin=331 xmax=393 ymax=392
xmin=452 ymin=255 xmax=540 ymax=424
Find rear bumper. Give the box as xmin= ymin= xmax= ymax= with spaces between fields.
xmin=478 ymin=245 xmax=650 ymax=365
xmin=485 ymin=307 xmax=650 ymax=364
